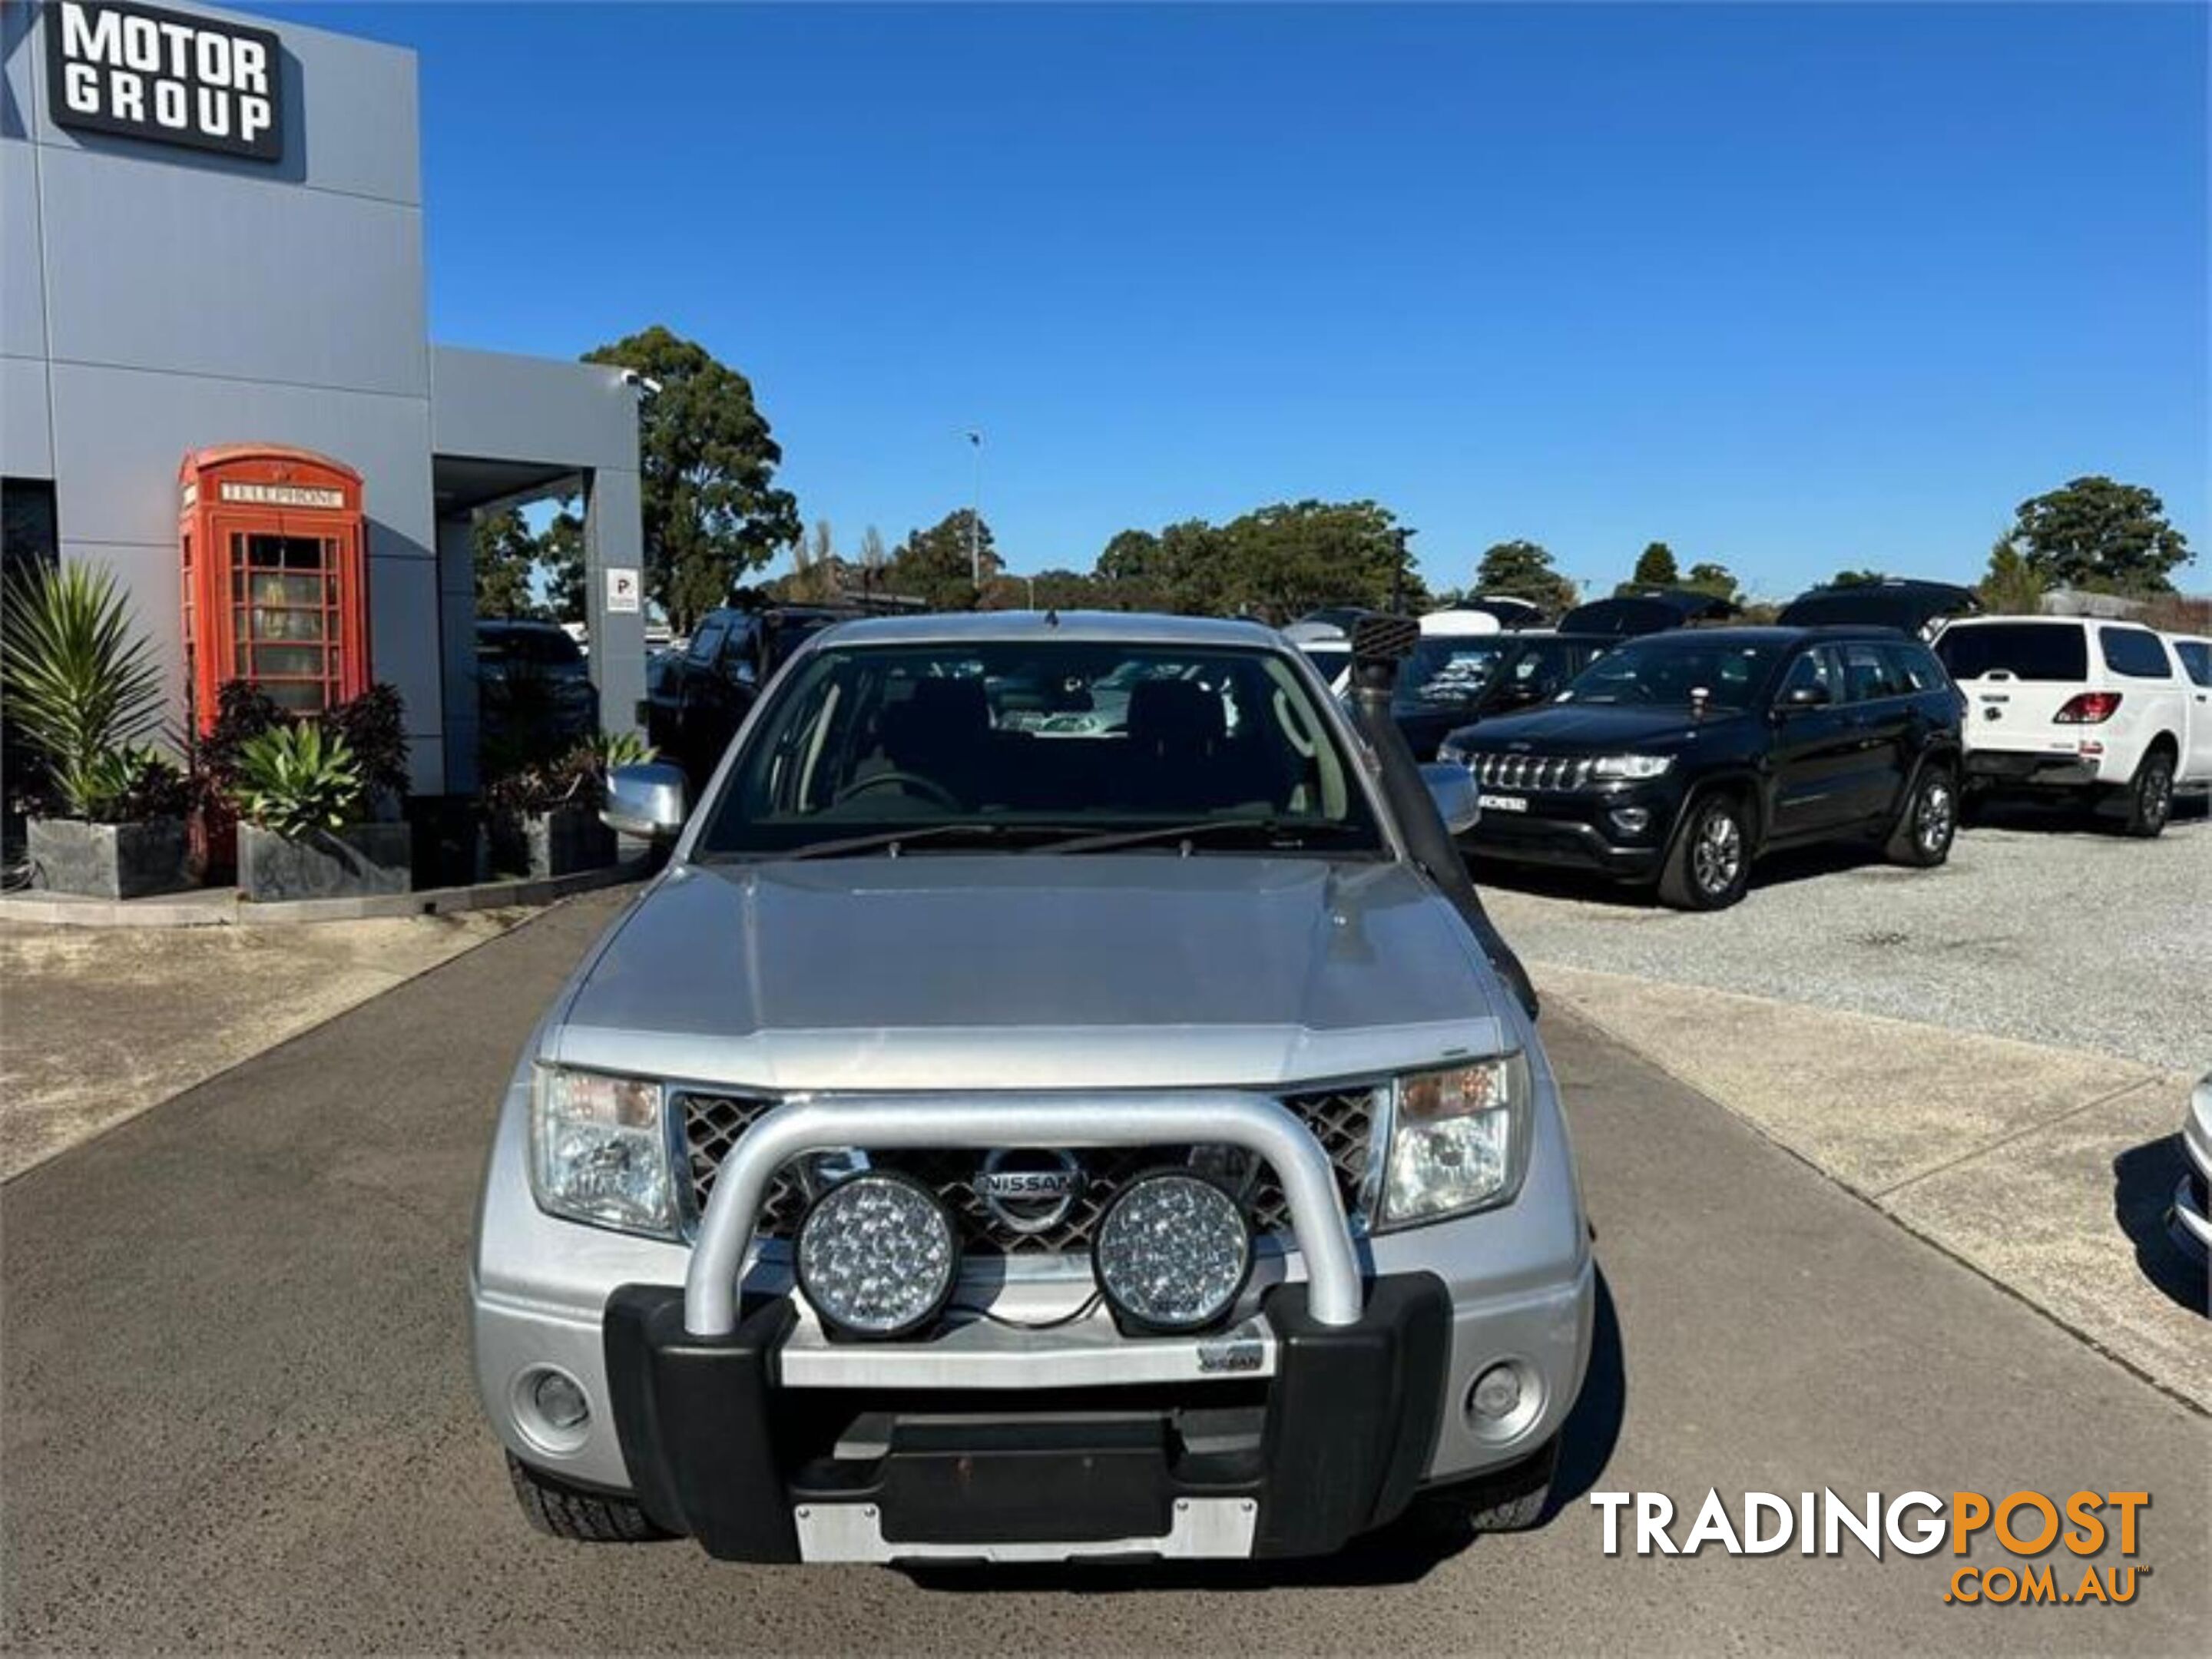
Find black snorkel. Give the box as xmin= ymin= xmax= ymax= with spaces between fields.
xmin=1345 ymin=614 xmax=1541 ymax=1022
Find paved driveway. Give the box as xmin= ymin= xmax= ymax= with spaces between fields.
xmin=4 ymin=890 xmax=2204 ymax=1654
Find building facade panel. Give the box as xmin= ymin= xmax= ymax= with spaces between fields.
xmin=2 ymin=353 xmax=53 ymax=475
xmin=46 ymin=359 xmax=434 ymax=554
xmin=430 ymin=347 xmax=641 ymax=473
xmin=39 ymin=144 xmax=427 ymax=395
xmin=1 ymin=4 xmax=42 ymax=141
xmin=365 ymin=551 xmax=448 ymax=791
xmin=2 ymin=141 xmax=48 ymax=359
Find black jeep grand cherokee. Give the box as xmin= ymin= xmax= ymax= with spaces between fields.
xmin=1441 ymin=626 xmax=1965 ymax=909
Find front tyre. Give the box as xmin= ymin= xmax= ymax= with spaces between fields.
xmin=1886 ymin=763 xmax=1957 ymax=868
xmin=1411 ymin=1437 xmax=1560 ymax=1537
xmin=1657 ymin=793 xmax=1751 ymax=910
xmin=2118 ymin=748 xmax=2175 ymax=839
xmin=506 ymin=1453 xmax=667 ymax=1543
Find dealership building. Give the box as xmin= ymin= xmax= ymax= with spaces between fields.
xmin=2 ymin=0 xmax=647 ymax=796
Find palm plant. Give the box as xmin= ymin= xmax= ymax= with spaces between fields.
xmin=233 ymin=724 xmax=365 ymax=839
xmin=590 ymin=730 xmax=657 ymax=770
xmin=0 ymin=563 xmax=168 ymax=819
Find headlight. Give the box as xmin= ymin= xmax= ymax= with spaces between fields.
xmin=1376 ymin=1054 xmax=1531 ymax=1229
xmin=1438 ymin=740 xmax=1469 ymax=767
xmin=1094 ymin=1171 xmax=1253 ymax=1333
xmin=796 ymin=1172 xmax=960 ymax=1339
xmin=529 ymin=1065 xmax=677 ymax=1237
xmin=1590 ymin=753 xmax=1673 ymax=781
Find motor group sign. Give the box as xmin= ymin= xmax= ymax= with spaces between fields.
xmin=45 ymin=1 xmax=283 ymax=162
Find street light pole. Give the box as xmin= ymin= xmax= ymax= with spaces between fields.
xmin=965 ymin=429 xmax=983 ymax=587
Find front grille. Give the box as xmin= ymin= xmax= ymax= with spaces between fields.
xmin=674 ymin=1085 xmax=1380 ymax=1257
xmin=1467 ymin=752 xmax=1592 ymax=792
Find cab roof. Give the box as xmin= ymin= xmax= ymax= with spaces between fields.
xmin=810 ymin=610 xmax=1284 ymax=650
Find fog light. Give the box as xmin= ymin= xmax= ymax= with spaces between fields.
xmin=531 ymin=1369 xmax=590 ymax=1431
xmin=796 ymin=1171 xmax=959 ymax=1339
xmin=1093 ymin=1171 xmax=1253 ymax=1334
xmin=1469 ymin=1363 xmax=1522 ymax=1422
xmin=1608 ymin=805 xmax=1652 ymax=836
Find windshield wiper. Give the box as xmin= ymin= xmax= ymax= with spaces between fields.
xmin=771 ymin=823 xmax=1089 ymax=861
xmin=1037 ymin=819 xmax=1369 ymax=856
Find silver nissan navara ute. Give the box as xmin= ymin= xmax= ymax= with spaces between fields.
xmin=472 ymin=611 xmax=1594 ymax=1564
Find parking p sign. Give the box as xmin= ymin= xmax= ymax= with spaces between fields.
xmin=605 ymin=568 xmax=641 ymax=614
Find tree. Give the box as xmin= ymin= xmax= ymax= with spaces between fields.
xmin=540 ymin=499 xmax=586 ymax=624
xmin=889 ymin=509 xmax=1000 ymax=611
xmin=789 ymin=518 xmax=840 ymax=603
xmin=1216 ymin=499 xmax=1407 ymax=622
xmin=1830 ymin=568 xmax=1887 ymax=588
xmin=1684 ymin=561 xmax=1742 ymax=604
xmin=472 ymin=508 xmax=541 ymax=618
xmin=1091 ymin=522 xmax=1227 ymax=614
xmin=1090 ymin=502 xmax=1416 ymax=620
xmin=1978 ymin=537 xmax=2045 ymax=617
xmin=1473 ymin=541 xmax=1576 ymax=614
xmin=2002 ymin=475 xmax=2192 ymax=595
xmin=1631 ymin=541 xmax=1680 ymax=585
xmin=582 ymin=325 xmax=801 ymax=632
xmin=1028 ymin=568 xmax=1098 ymax=610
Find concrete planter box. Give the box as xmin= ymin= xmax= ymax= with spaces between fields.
xmin=237 ymin=822 xmax=413 ymax=903
xmin=26 ymin=816 xmax=192 ymax=900
xmin=490 ymin=804 xmax=616 ymax=879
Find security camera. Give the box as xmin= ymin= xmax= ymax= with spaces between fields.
xmin=620 ymin=369 xmax=664 ymax=395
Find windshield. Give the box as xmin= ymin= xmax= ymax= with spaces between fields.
xmin=1492 ymin=638 xmax=1594 ymax=704
xmin=1558 ymin=636 xmax=1781 ymax=710
xmin=696 ymin=641 xmax=1383 ymax=856
xmin=1393 ymin=638 xmax=1511 ymax=710
xmin=764 ymin=613 xmax=839 ymax=666
xmin=1300 ymin=644 xmax=1350 ymax=685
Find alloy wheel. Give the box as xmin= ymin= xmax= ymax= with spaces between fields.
xmin=1693 ymin=806 xmax=1743 ymax=896
xmin=2143 ymin=760 xmax=2173 ymax=830
xmin=1917 ymin=776 xmax=1955 ymax=854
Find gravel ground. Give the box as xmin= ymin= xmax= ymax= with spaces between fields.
xmin=1476 ymin=800 xmax=2212 ymax=1072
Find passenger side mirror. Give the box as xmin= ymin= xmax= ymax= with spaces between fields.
xmin=602 ymin=762 xmax=689 ymax=841
xmin=1420 ymin=762 xmax=1481 ymax=836
xmin=1781 ymin=684 xmax=1831 ymax=711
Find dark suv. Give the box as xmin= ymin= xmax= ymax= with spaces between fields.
xmin=646 ymin=605 xmax=851 ymax=780
xmin=1392 ymin=631 xmax=1614 ymax=760
xmin=1442 ymin=626 xmax=1965 ymax=909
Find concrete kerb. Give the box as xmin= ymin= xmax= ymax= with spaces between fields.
xmin=1532 ymin=960 xmax=2210 ymax=1413
xmin=0 ymin=855 xmax=653 ymax=929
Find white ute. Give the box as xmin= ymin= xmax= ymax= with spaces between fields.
xmin=1934 ymin=615 xmax=2209 ymax=836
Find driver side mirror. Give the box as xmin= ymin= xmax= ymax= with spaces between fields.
xmin=1420 ymin=762 xmax=1481 ymax=836
xmin=1780 ymin=684 xmax=1831 ymax=711
xmin=602 ymin=762 xmax=689 ymax=841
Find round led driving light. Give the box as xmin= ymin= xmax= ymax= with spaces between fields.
xmin=795 ymin=1171 xmax=959 ymax=1340
xmin=1093 ymin=1171 xmax=1253 ymax=1334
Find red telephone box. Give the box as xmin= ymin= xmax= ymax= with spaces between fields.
xmin=179 ymin=445 xmax=370 ymax=730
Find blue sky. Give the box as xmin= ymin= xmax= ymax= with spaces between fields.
xmin=261 ymin=3 xmax=2206 ymax=598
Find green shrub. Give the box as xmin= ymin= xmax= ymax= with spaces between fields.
xmin=72 ymin=744 xmax=190 ymax=824
xmin=323 ymin=682 xmax=411 ymax=805
xmin=484 ymin=730 xmax=657 ymax=817
xmin=0 ymin=563 xmax=170 ymax=820
xmin=233 ymin=724 xmax=365 ymax=839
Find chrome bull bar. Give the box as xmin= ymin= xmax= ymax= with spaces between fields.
xmin=683 ymin=1091 xmax=1366 ymax=1337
